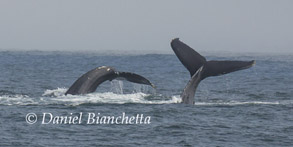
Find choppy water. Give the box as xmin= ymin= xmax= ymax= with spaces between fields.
xmin=0 ymin=51 xmax=292 ymax=146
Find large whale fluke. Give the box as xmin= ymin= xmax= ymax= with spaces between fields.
xmin=171 ymin=38 xmax=255 ymax=104
xmin=203 ymin=60 xmax=255 ymax=79
xmin=171 ymin=38 xmax=206 ymax=76
xmin=65 ymin=66 xmax=155 ymax=95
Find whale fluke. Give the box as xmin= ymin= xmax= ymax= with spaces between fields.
xmin=171 ymin=38 xmax=206 ymax=76
xmin=117 ymin=72 xmax=156 ymax=88
xmin=171 ymin=38 xmax=255 ymax=79
xmin=65 ymin=66 xmax=155 ymax=95
xmin=171 ymin=38 xmax=255 ymax=104
xmin=203 ymin=60 xmax=255 ymax=79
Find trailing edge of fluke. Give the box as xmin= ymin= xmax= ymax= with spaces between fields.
xmin=65 ymin=66 xmax=155 ymax=95
xmin=171 ymin=38 xmax=255 ymax=104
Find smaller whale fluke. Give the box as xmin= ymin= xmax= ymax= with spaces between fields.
xmin=65 ymin=66 xmax=155 ymax=95
xmin=171 ymin=38 xmax=255 ymax=104
xmin=117 ymin=72 xmax=156 ymax=88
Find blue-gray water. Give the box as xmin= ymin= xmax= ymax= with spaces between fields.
xmin=0 ymin=51 xmax=292 ymax=146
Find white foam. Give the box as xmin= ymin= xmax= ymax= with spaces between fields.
xmin=0 ymin=88 xmax=292 ymax=106
xmin=0 ymin=88 xmax=179 ymax=106
xmin=194 ymin=101 xmax=282 ymax=106
xmin=0 ymin=94 xmax=36 ymax=105
xmin=51 ymin=92 xmax=181 ymax=105
xmin=42 ymin=87 xmax=67 ymax=97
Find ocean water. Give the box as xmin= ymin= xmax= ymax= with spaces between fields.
xmin=0 ymin=51 xmax=292 ymax=146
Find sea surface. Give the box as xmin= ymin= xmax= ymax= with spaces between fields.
xmin=0 ymin=51 xmax=292 ymax=146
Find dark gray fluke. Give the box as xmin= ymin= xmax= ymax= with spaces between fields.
xmin=65 ymin=66 xmax=155 ymax=95
xmin=171 ymin=38 xmax=255 ymax=104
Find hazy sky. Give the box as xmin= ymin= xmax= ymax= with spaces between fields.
xmin=0 ymin=0 xmax=292 ymax=53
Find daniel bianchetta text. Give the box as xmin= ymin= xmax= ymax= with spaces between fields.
xmin=40 ymin=112 xmax=151 ymax=125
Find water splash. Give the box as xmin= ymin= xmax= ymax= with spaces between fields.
xmin=0 ymin=88 xmax=179 ymax=106
xmin=110 ymin=80 xmax=124 ymax=94
xmin=42 ymin=87 xmax=67 ymax=97
xmin=0 ymin=88 xmax=291 ymax=106
xmin=132 ymin=83 xmax=156 ymax=94
xmin=46 ymin=88 xmax=180 ymax=105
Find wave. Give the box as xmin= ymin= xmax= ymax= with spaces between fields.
xmin=0 ymin=88 xmax=292 ymax=106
